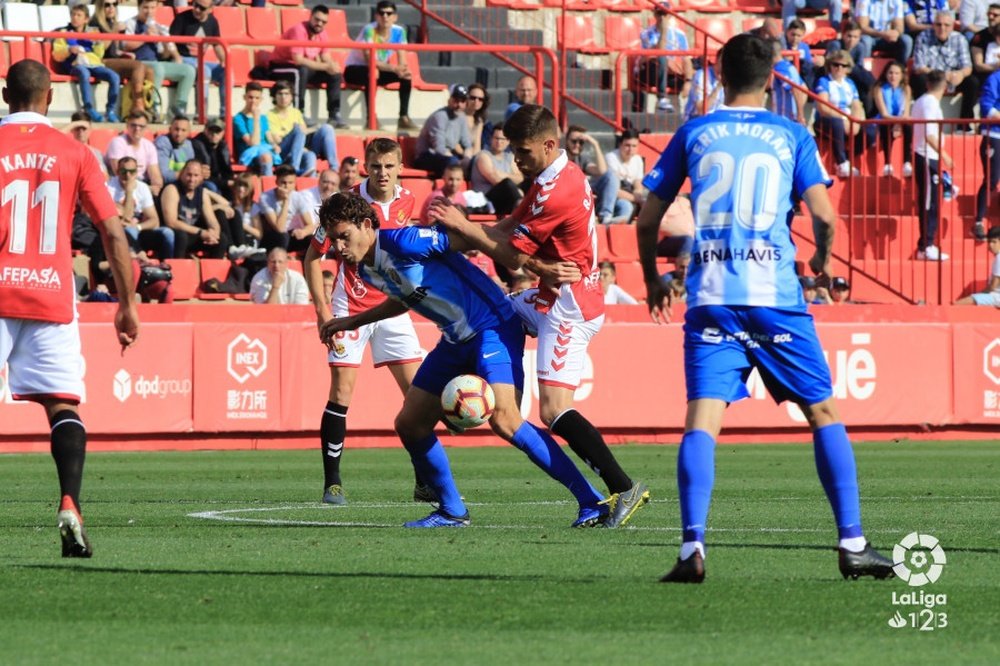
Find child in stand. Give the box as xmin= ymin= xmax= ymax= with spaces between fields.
xmin=873 ymin=61 xmax=913 ymax=177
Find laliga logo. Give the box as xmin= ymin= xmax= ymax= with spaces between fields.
xmin=893 ymin=532 xmax=946 ymax=586
xmin=227 ymin=334 xmax=268 ymax=384
xmin=113 ymin=369 xmax=132 ymax=402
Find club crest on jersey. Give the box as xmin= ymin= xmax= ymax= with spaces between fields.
xmin=314 ymin=226 xmax=327 ymax=244
xmin=351 ymin=277 xmax=367 ymax=298
xmin=396 ymin=210 xmax=407 ymax=226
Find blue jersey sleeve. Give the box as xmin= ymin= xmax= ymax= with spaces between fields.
xmin=791 ymin=124 xmax=832 ymax=198
xmin=642 ymin=127 xmax=688 ymax=203
xmin=379 ymin=225 xmax=451 ymax=260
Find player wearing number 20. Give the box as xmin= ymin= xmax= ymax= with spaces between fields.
xmin=636 ymin=35 xmax=895 ymax=582
xmin=0 ymin=60 xmax=139 ymax=558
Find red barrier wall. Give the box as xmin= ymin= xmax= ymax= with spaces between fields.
xmin=1 ymin=304 xmax=997 ymax=451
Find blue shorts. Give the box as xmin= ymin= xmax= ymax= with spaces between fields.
xmin=412 ymin=316 xmax=525 ymax=397
xmin=684 ymin=305 xmax=833 ymax=406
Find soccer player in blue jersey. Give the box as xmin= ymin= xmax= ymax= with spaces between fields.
xmin=636 ymin=34 xmax=896 ymax=583
xmin=316 ymin=192 xmax=606 ymax=528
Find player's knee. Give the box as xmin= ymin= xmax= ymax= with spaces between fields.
xmin=801 ymin=398 xmax=841 ymax=429
xmin=394 ymin=410 xmax=432 ymax=441
xmin=488 ymin=404 xmax=522 ymax=440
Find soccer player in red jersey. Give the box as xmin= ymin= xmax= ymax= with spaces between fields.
xmin=303 ymin=137 xmax=424 ymax=504
xmin=430 ymin=105 xmax=649 ymax=528
xmin=0 ymin=60 xmax=139 ymax=557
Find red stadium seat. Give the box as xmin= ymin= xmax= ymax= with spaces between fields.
xmin=88 ymin=128 xmax=117 ymax=154
xmin=297 ymin=176 xmax=319 ymax=191
xmin=401 ymin=177 xmax=435 ymax=217
xmin=604 ymin=15 xmax=643 ymax=51
xmin=337 ymin=134 xmax=365 ymax=163
xmin=694 ymin=18 xmax=734 ymax=51
xmin=595 ymin=225 xmax=612 ymax=261
xmin=213 ymin=6 xmax=245 ymax=36
xmin=154 ymin=5 xmax=175 ymax=27
xmin=327 ymin=9 xmax=350 ymax=40
xmin=197 ymin=259 xmax=233 ymax=300
xmin=396 ymin=135 xmax=432 ymax=178
xmin=280 ymin=8 xmax=310 ymax=33
xmin=402 ymin=51 xmax=448 ymax=92
xmin=611 ymin=261 xmax=645 ymax=301
xmin=246 ymin=7 xmax=280 ymax=42
xmin=166 ymin=258 xmax=199 ymax=301
xmin=228 ymin=48 xmax=253 ymax=86
xmin=607 ymin=225 xmax=639 ymax=261
xmin=557 ymin=14 xmax=603 ymax=53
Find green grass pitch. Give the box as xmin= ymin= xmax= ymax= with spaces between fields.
xmin=2 ymin=440 xmax=998 ymax=664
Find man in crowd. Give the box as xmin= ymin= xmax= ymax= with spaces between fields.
xmin=161 ymin=158 xmax=228 ymax=258
xmin=258 ymin=164 xmax=317 ymax=255
xmin=155 ymin=115 xmax=196 ymax=185
xmin=109 ymin=156 xmax=174 ymax=260
xmin=250 ymin=247 xmax=310 ymax=304
xmin=414 ymin=84 xmax=473 ymax=177
xmin=106 ymin=111 xmax=164 ymax=196
xmin=170 ymin=0 xmax=227 ymax=115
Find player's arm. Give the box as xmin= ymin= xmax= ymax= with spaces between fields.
xmin=802 ymin=183 xmax=838 ymax=279
xmin=303 ymin=243 xmax=333 ymax=326
xmin=429 ymin=200 xmax=529 ymax=269
xmin=636 ymin=191 xmax=674 ymax=324
xmin=319 ymin=299 xmax=408 ymax=346
xmin=97 ymin=215 xmax=140 ymax=348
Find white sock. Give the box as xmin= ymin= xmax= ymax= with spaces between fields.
xmin=679 ymin=541 xmax=705 ymax=561
xmin=839 ymin=536 xmax=867 ymax=553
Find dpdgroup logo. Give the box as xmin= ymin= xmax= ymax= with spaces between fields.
xmin=227 ymin=333 xmax=268 ymax=384
xmin=113 ymin=369 xmax=192 ymax=402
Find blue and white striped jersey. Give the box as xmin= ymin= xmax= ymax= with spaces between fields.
xmin=359 ymin=225 xmax=515 ymax=343
xmin=772 ymin=59 xmax=803 ymax=121
xmin=643 ymin=105 xmax=831 ymax=308
xmin=814 ymin=75 xmax=859 ymax=114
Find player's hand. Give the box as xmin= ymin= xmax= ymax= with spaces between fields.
xmin=536 ymin=261 xmax=582 ymax=286
xmin=808 ymin=252 xmax=831 ymax=281
xmin=319 ymin=316 xmax=355 ymax=346
xmin=427 ymin=198 xmax=468 ymax=230
xmin=115 ymin=303 xmax=140 ymax=351
xmin=645 ymin=277 xmax=673 ymax=324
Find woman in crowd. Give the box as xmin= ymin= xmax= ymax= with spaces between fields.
xmin=91 ymin=0 xmax=150 ymax=118
xmin=873 ymin=61 xmax=913 ymax=177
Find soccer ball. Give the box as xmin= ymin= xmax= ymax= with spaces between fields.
xmin=441 ymin=375 xmax=495 ymax=429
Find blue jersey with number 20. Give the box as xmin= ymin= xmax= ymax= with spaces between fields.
xmin=643 ymin=106 xmax=831 ymax=309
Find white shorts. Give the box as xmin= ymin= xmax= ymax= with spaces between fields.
xmin=971 ymin=291 xmax=1000 ymax=307
xmin=0 ymin=317 xmax=84 ymax=402
xmin=509 ymin=288 xmax=603 ymax=389
xmin=327 ymin=312 xmax=424 ymax=368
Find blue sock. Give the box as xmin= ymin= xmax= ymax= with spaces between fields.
xmin=813 ymin=423 xmax=863 ymax=539
xmin=402 ymin=434 xmax=467 ymax=517
xmin=511 ymin=422 xmax=603 ymax=507
xmin=678 ymin=430 xmax=716 ymax=543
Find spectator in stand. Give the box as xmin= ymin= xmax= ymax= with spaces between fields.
xmin=684 ymin=57 xmax=724 ymax=122
xmin=829 ymin=20 xmax=878 ymax=115
xmin=155 ymin=115 xmax=196 ymax=186
xmin=911 ymin=11 xmax=977 ymax=132
xmin=904 ymin=0 xmax=950 ymax=37
xmin=414 ymin=84 xmax=472 ymax=178
xmin=955 ymin=226 xmax=1000 ymax=304
xmin=300 ymin=168 xmax=341 ymax=220
xmin=106 ymin=111 xmax=164 ymax=196
xmin=420 ymin=164 xmax=476 ymax=223
xmin=339 ymin=156 xmax=362 ymax=191
xmin=783 ymin=0 xmax=843 ymax=31
xmin=771 ymin=38 xmax=809 ymax=125
xmin=599 ymin=261 xmax=639 ymax=305
xmin=464 ymin=83 xmax=492 ymax=156
xmin=269 ymin=5 xmax=348 ymax=129
xmin=828 ymin=276 xmax=853 ymax=304
xmin=873 ymin=61 xmax=914 ymax=177
xmin=471 ymin=123 xmax=524 ymax=217
xmin=973 ymin=68 xmax=1000 ymax=241
xmin=598 ymin=129 xmax=645 ymax=225
xmin=969 ymin=2 xmax=1000 ymax=50
xmin=782 ymin=18 xmax=823 ymax=89
xmin=220 ymin=173 xmax=262 ymax=258
xmin=814 ymin=50 xmax=878 ymax=178
xmin=747 ymin=18 xmax=784 ymax=41
xmin=170 ymin=0 xmax=227 ymax=116
xmin=161 ymin=158 xmax=228 ymax=258
xmin=564 ymin=126 xmax=611 ymax=206
xmin=192 ymin=117 xmax=234 ymax=196
xmin=51 ymin=4 xmax=121 ymax=123
xmin=961 ymin=0 xmax=993 ymax=40
xmin=257 ymin=164 xmax=317 ymax=255
xmin=233 ymin=82 xmax=280 ymax=176
xmin=90 ymin=0 xmax=150 ymax=119
xmin=122 ymin=0 xmax=196 ymax=121
xmin=856 ymin=0 xmax=913 ymax=63
xmin=633 ymin=4 xmax=693 ymax=113
xmin=504 ymin=75 xmax=538 ymax=121
xmin=249 ymin=247 xmax=310 ymax=305
xmin=972 ymin=16 xmax=1000 ymax=80
xmin=267 ymin=81 xmax=338 ymax=177
xmin=63 ymin=110 xmax=110 ymax=179
xmin=108 ymin=156 xmax=174 ymax=260
xmin=343 ymin=1 xmax=417 ymax=130
xmin=912 ymin=70 xmax=953 ymax=261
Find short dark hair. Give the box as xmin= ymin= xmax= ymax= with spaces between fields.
xmin=987 ymin=225 xmax=1000 ymax=241
xmin=271 ymin=80 xmax=293 ymax=98
xmin=171 ymin=115 xmax=190 ymax=125
xmin=841 ymin=19 xmax=861 ymax=34
xmin=127 ymin=109 xmax=147 ymax=122
xmin=311 ymin=4 xmax=329 ymax=16
xmin=787 ymin=18 xmax=806 ymax=32
xmin=443 ymin=163 xmax=465 ymax=175
xmin=365 ymin=137 xmax=402 ymax=163
xmin=5 ymin=60 xmax=51 ymax=109
xmin=376 ymin=0 xmax=397 ymax=12
xmin=70 ymin=110 xmax=91 ymax=123
xmin=504 ymin=104 xmax=558 ymax=143
xmin=319 ymin=192 xmax=380 ymax=230
xmin=619 ymin=128 xmax=640 ymax=142
xmin=118 ymin=156 xmax=138 ymax=169
xmin=720 ymin=34 xmax=774 ymax=97
xmin=245 ymin=81 xmax=264 ymax=94
xmin=926 ymin=69 xmax=947 ymax=91
xmin=566 ymin=124 xmax=587 ymax=136
xmin=274 ymin=164 xmax=297 ymax=180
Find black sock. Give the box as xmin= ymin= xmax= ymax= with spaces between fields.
xmin=550 ymin=409 xmax=632 ymax=494
xmin=50 ymin=410 xmax=86 ymax=511
xmin=321 ymin=401 xmax=348 ymax=487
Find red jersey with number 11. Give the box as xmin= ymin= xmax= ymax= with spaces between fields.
xmin=0 ymin=113 xmax=118 ymax=324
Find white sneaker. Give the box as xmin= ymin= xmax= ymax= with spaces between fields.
xmin=902 ymin=161 xmax=913 ymax=177
xmin=883 ymin=164 xmax=894 ymax=176
xmin=657 ymin=97 xmax=674 ymax=112
xmin=837 ymin=161 xmax=852 ymax=178
xmin=917 ymin=245 xmax=949 ymax=261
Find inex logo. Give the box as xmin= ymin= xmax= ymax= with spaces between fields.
xmin=227 ymin=334 xmax=268 ymax=384
xmin=984 ymin=338 xmax=1000 ymax=385
xmin=893 ymin=532 xmax=946 ymax=586
xmin=113 ymin=369 xmax=132 ymax=402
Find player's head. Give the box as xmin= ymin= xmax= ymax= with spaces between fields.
xmin=318 ymin=192 xmax=380 ymax=264
xmin=504 ymin=104 xmax=559 ymax=179
xmin=987 ymin=225 xmax=1000 ymax=253
xmin=364 ymin=138 xmax=403 ymax=198
xmin=2 ymin=60 xmax=53 ymax=114
xmin=442 ymin=164 xmax=465 ymax=195
xmin=720 ymin=34 xmax=774 ymax=98
xmin=274 ymin=164 xmax=297 ymax=193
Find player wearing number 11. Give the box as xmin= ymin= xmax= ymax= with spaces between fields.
xmin=636 ymin=34 xmax=894 ymax=583
xmin=0 ymin=60 xmax=139 ymax=558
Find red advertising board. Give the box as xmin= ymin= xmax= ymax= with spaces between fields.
xmin=952 ymin=325 xmax=1000 ymax=424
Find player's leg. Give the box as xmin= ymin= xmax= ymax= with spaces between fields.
xmin=320 ymin=365 xmax=357 ymax=504
xmin=385 ymin=361 xmax=430 ymax=495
